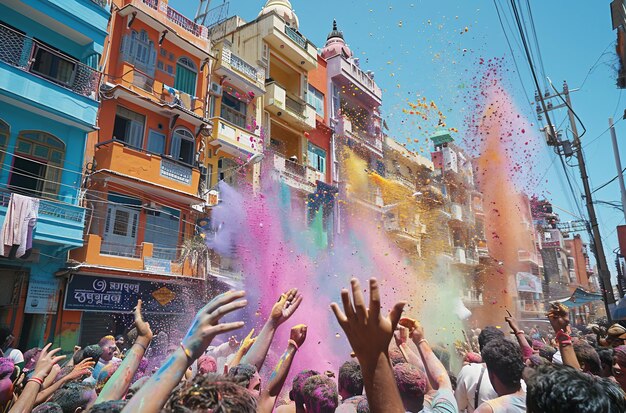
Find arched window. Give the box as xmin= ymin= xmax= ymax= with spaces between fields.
xmin=0 ymin=120 xmax=9 ymax=167
xmin=170 ymin=127 xmax=195 ymax=165
xmin=174 ymin=57 xmax=197 ymax=96
xmin=9 ymin=131 xmax=65 ymax=198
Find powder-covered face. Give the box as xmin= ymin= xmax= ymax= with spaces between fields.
xmin=100 ymin=340 xmax=116 ymax=362
xmin=248 ymin=371 xmax=261 ymax=398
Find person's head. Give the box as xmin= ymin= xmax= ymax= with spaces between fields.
xmin=289 ymin=369 xmax=320 ymax=408
xmin=527 ymin=364 xmax=626 ymax=413
xmin=338 ymin=361 xmax=362 ymax=399
xmin=597 ymin=348 xmax=614 ymax=378
xmin=98 ymin=336 xmax=117 ymax=362
xmin=49 ymin=382 xmax=97 ymax=413
xmin=197 ymin=355 xmax=217 ymax=375
xmin=356 ymin=398 xmax=369 ymax=413
xmin=538 ymin=345 xmax=556 ymax=362
xmin=115 ymin=335 xmax=125 ymax=349
xmin=0 ymin=327 xmax=14 ymax=351
xmin=607 ymin=324 xmax=626 ymax=348
xmin=302 ymin=375 xmax=339 ymax=413
xmin=573 ymin=341 xmax=601 ymax=375
xmin=23 ymin=347 xmax=42 ymax=371
xmin=612 ymin=345 xmax=626 ymax=391
xmin=0 ymin=358 xmax=14 ymax=408
xmin=227 ymin=363 xmax=260 ymax=398
xmin=88 ymin=401 xmax=127 ymax=413
xmin=81 ymin=345 xmax=103 ymax=364
xmin=165 ymin=374 xmax=256 ymax=413
xmin=392 ymin=363 xmax=426 ymax=412
xmin=388 ymin=348 xmax=405 ymax=366
xmin=32 ymin=403 xmax=64 ymax=413
xmin=481 ymin=338 xmax=524 ymax=395
xmin=478 ymin=326 xmax=505 ymax=352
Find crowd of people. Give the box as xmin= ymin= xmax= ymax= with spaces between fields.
xmin=0 ymin=279 xmax=626 ymax=412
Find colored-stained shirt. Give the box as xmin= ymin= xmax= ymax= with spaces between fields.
xmin=482 ymin=392 xmax=526 ymax=413
xmin=421 ymin=388 xmax=458 ymax=413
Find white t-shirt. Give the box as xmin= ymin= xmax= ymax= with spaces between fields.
xmin=482 ymin=392 xmax=526 ymax=413
xmin=4 ymin=348 xmax=24 ymax=365
xmin=455 ymin=363 xmax=497 ymax=413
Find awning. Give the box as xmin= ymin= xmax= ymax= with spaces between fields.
xmin=551 ymin=287 xmax=603 ymax=309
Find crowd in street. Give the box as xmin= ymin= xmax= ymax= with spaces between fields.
xmin=1 ymin=279 xmax=626 ymax=412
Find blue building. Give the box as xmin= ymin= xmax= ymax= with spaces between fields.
xmin=0 ymin=0 xmax=109 ymax=350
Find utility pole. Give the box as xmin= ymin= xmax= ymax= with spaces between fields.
xmin=609 ymin=117 xmax=626 ymax=222
xmin=538 ymin=81 xmax=616 ymax=321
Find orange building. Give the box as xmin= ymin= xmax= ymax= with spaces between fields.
xmin=63 ymin=0 xmax=230 ymax=347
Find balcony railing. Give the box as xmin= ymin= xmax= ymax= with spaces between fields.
xmin=220 ymin=105 xmax=246 ymax=129
xmin=141 ymin=0 xmax=157 ymax=9
xmin=285 ymin=94 xmax=306 ymax=118
xmin=0 ymin=23 xmax=99 ymax=99
xmin=284 ymin=25 xmax=307 ymax=49
xmin=90 ymin=0 xmax=111 ymax=8
xmin=0 ymin=189 xmax=84 ymax=223
xmin=229 ymin=53 xmax=258 ymax=81
xmin=167 ymin=6 xmax=204 ymax=37
xmin=100 ymin=242 xmax=143 ymax=259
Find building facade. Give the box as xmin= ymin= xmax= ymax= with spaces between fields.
xmin=0 ymin=0 xmax=109 ymax=349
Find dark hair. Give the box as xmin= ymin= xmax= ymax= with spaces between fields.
xmin=338 ymin=361 xmax=363 ymax=397
xmin=538 ymin=346 xmax=556 ymax=362
xmin=527 ymin=364 xmax=626 ymax=413
xmin=32 ymin=403 xmax=63 ymax=413
xmin=481 ymin=338 xmax=524 ymax=389
xmin=388 ymin=348 xmax=405 ymax=366
xmin=89 ymin=400 xmax=127 ymax=413
xmin=478 ymin=326 xmax=505 ymax=351
xmin=573 ymin=341 xmax=601 ymax=375
xmin=0 ymin=327 xmax=12 ymax=346
xmin=226 ymin=363 xmax=257 ymax=389
xmin=165 ymin=374 xmax=256 ymax=413
xmin=81 ymin=345 xmax=103 ymax=363
xmin=48 ymin=382 xmax=96 ymax=413
xmin=393 ymin=363 xmax=426 ymax=402
xmin=290 ymin=369 xmax=319 ymax=406
xmin=356 ymin=398 xmax=370 ymax=413
xmin=303 ymin=375 xmax=339 ymax=413
xmin=597 ymin=348 xmax=614 ymax=373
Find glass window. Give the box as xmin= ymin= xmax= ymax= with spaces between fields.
xmin=147 ymin=130 xmax=166 ymax=155
xmin=170 ymin=128 xmax=195 ymax=165
xmin=121 ymin=30 xmax=156 ymax=74
xmin=307 ymin=142 xmax=326 ymax=174
xmin=220 ymin=93 xmax=246 ymax=128
xmin=113 ymin=106 xmax=145 ymax=149
xmin=30 ymin=44 xmax=76 ymax=86
xmin=307 ymin=85 xmax=324 ymax=117
xmin=174 ymin=57 xmax=197 ymax=96
xmin=144 ymin=207 xmax=180 ymax=261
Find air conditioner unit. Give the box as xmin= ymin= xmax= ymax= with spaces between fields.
xmin=210 ymin=82 xmax=222 ymax=96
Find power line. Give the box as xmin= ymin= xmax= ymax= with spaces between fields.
xmin=592 ymin=166 xmax=626 ymax=194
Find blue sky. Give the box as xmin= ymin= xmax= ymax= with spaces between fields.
xmin=171 ymin=0 xmax=625 ymax=280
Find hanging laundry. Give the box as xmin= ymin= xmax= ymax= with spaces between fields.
xmin=0 ymin=193 xmax=39 ymax=259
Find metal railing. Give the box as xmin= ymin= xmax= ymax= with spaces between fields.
xmin=285 ymin=95 xmax=305 ymax=117
xmin=141 ymin=0 xmax=158 ymax=9
xmin=100 ymin=242 xmax=143 ymax=259
xmin=0 ymin=23 xmax=99 ymax=99
xmin=228 ymin=52 xmax=258 ymax=81
xmin=166 ymin=6 xmax=203 ymax=37
xmin=220 ymin=105 xmax=246 ymax=129
xmin=152 ymin=246 xmax=178 ymax=261
xmin=0 ymin=188 xmax=84 ymax=223
xmin=89 ymin=0 xmax=111 ymax=8
xmin=284 ymin=25 xmax=307 ymax=49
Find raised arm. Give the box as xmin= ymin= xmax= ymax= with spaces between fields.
xmin=505 ymin=314 xmax=533 ymax=361
xmin=228 ymin=329 xmax=256 ymax=369
xmin=400 ymin=318 xmax=451 ymax=391
xmin=331 ymin=278 xmax=406 ymax=413
xmin=34 ymin=358 xmax=94 ymax=405
xmin=257 ymin=324 xmax=307 ymax=413
xmin=97 ymin=299 xmax=153 ymax=403
xmin=122 ymin=291 xmax=247 ymax=413
xmin=241 ymin=288 xmax=302 ymax=372
xmin=394 ymin=325 xmax=431 ymax=393
xmin=9 ymin=344 xmax=65 ymax=413
xmin=547 ymin=303 xmax=580 ymax=370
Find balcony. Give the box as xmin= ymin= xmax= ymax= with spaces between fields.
xmin=519 ymin=300 xmax=544 ymax=315
xmin=94 ymin=140 xmax=201 ymax=200
xmin=451 ymin=203 xmax=463 ymax=222
xmin=462 ymin=289 xmax=484 ymax=308
xmin=518 ymin=249 xmax=539 ymax=265
xmin=258 ymin=13 xmax=317 ymax=71
xmin=326 ymin=55 xmax=382 ymax=108
xmin=72 ymin=234 xmax=196 ymax=277
xmin=102 ymin=68 xmax=208 ymax=126
xmin=265 ymin=82 xmax=316 ymax=131
xmin=454 ymin=246 xmax=478 ymax=266
xmin=214 ymin=44 xmax=265 ymax=95
xmin=0 ymin=23 xmax=99 ymax=128
xmin=336 ymin=116 xmax=383 ymax=156
xmin=212 ymin=117 xmax=263 ymax=156
xmin=384 ymin=220 xmax=424 ymax=244
xmin=118 ymin=0 xmax=210 ymax=59
xmin=0 ymin=189 xmax=85 ymax=248
xmin=270 ymin=152 xmax=322 ymax=193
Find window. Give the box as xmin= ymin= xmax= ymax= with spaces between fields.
xmin=174 ymin=57 xmax=197 ymax=96
xmin=30 ymin=44 xmax=76 ymax=86
xmin=113 ymin=106 xmax=145 ymax=149
xmin=9 ymin=131 xmax=65 ymax=198
xmin=147 ymin=130 xmax=166 ymax=155
xmin=307 ymin=85 xmax=324 ymax=117
xmin=307 ymin=142 xmax=326 ymax=174
xmin=220 ymin=92 xmax=246 ymax=128
xmin=170 ymin=128 xmax=195 ymax=165
xmin=218 ymin=157 xmax=238 ymax=186
xmin=0 ymin=120 xmax=9 ymax=167
xmin=144 ymin=207 xmax=180 ymax=261
xmin=121 ymin=30 xmax=156 ymax=75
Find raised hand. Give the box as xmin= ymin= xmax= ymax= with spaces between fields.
xmin=228 ymin=335 xmax=240 ymax=349
xmin=270 ymin=288 xmax=303 ymax=327
xmin=290 ymin=324 xmax=307 ymax=348
xmin=33 ymin=344 xmax=66 ymax=380
xmin=394 ymin=324 xmax=409 ymax=347
xmin=67 ymin=358 xmax=95 ymax=381
xmin=546 ymin=303 xmax=570 ymax=333
xmin=505 ymin=313 xmax=521 ymax=334
xmin=181 ymin=291 xmax=247 ymax=360
xmin=240 ymin=329 xmax=256 ymax=353
xmin=331 ymin=278 xmax=406 ymax=364
xmin=134 ymin=299 xmax=153 ymax=342
xmin=399 ymin=317 xmax=424 ymax=343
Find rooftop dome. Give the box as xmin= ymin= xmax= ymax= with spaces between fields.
xmin=321 ymin=19 xmax=352 ymax=59
xmin=259 ymin=0 xmax=299 ymax=30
